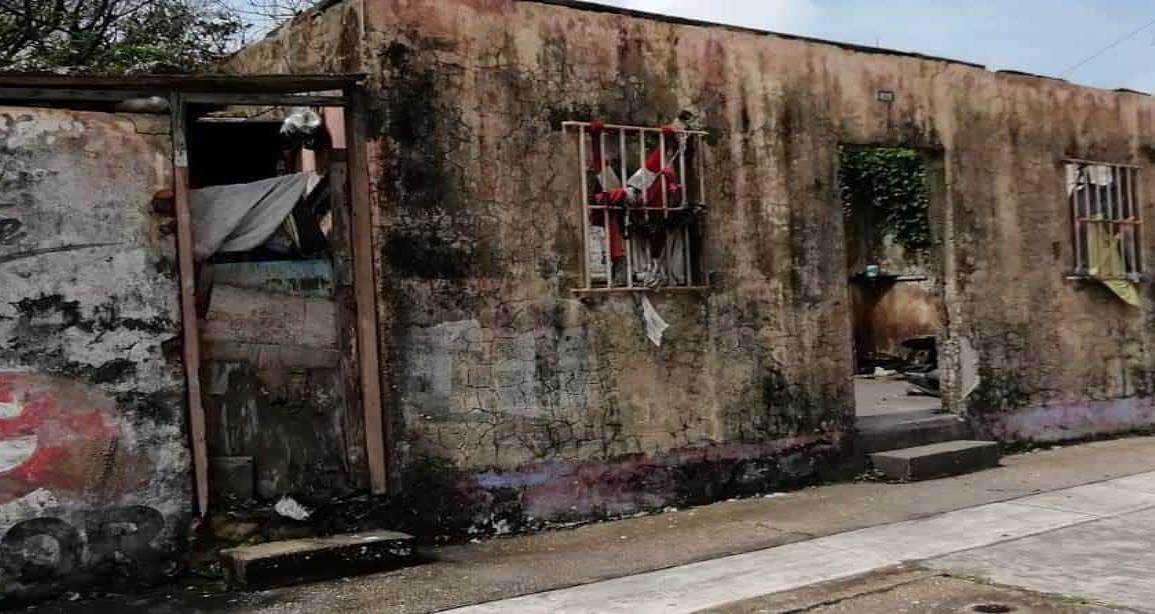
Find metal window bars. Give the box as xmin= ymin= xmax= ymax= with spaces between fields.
xmin=1067 ymin=160 xmax=1143 ymax=280
xmin=566 ymin=120 xmax=709 ymax=293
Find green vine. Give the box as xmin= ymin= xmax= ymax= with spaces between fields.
xmin=839 ymin=147 xmax=932 ymax=252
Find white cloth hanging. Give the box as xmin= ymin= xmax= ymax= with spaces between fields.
xmin=189 ymin=172 xmax=317 ymax=260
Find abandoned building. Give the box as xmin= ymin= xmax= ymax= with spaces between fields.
xmin=3 ymin=0 xmax=1155 ymax=602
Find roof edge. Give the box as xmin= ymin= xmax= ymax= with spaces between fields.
xmin=0 ymin=73 xmax=367 ymax=94
xmin=521 ymin=0 xmax=987 ymax=70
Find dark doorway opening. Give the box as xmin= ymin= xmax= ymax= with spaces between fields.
xmin=840 ymin=145 xmax=944 ymax=419
xmin=185 ymin=106 xmax=365 ymax=504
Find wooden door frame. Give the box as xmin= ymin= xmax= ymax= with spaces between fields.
xmin=168 ymin=84 xmax=388 ymax=515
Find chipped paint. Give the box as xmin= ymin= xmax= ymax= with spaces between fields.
xmin=220 ymin=0 xmax=1155 ymax=532
xmin=0 ymin=107 xmax=189 ymax=603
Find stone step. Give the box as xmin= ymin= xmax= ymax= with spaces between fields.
xmin=221 ymin=529 xmax=415 ymax=589
xmin=858 ymin=410 xmax=972 ymax=454
xmin=870 ymin=440 xmax=1001 ymax=482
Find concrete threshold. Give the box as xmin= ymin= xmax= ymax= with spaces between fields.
xmin=447 ymin=471 xmax=1155 ymax=613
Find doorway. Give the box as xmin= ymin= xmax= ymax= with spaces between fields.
xmin=840 ymin=145 xmax=946 ymax=421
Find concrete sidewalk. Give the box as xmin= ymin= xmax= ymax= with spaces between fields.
xmin=44 ymin=435 xmax=1155 ymax=613
xmin=451 ymin=471 xmax=1155 ymax=612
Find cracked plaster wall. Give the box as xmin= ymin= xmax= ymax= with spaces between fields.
xmin=0 ymin=108 xmax=190 ymax=602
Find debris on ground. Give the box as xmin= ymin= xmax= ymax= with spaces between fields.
xmin=274 ymin=496 xmax=312 ymax=521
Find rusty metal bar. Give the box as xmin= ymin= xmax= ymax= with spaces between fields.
xmin=1113 ymin=165 xmax=1124 ymax=273
xmin=563 ymin=120 xmax=707 ymax=135
xmin=1132 ymin=166 xmax=1144 ymax=274
xmin=1064 ymin=157 xmax=1140 ymax=169
xmin=1091 ymin=166 xmax=1100 ymax=275
xmin=679 ymin=133 xmax=690 ymax=285
xmin=1124 ymin=167 xmax=1136 ymax=275
xmin=571 ymin=285 xmax=710 ymax=295
xmin=1072 ymin=166 xmax=1085 ymax=274
xmin=578 ymin=126 xmax=591 ymax=290
xmin=659 ymin=131 xmax=670 ymax=281
xmin=697 ymin=135 xmax=707 ymax=210
xmin=1077 ymin=218 xmax=1141 ymax=224
xmin=1122 ymin=167 xmax=1133 ymax=274
xmin=639 ymin=129 xmax=649 ymax=275
xmin=697 ymin=135 xmax=707 ymax=281
xmin=620 ymin=129 xmax=633 ymax=289
xmin=659 ymin=131 xmax=669 ymax=212
xmin=599 ymin=130 xmax=612 ymax=288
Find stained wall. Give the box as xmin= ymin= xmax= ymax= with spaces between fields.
xmin=224 ymin=0 xmax=1155 ymax=531
xmin=0 ymin=108 xmax=191 ymax=601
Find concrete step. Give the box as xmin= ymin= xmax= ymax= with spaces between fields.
xmin=858 ymin=409 xmax=972 ymax=454
xmin=221 ymin=529 xmax=415 ymax=589
xmin=870 ymin=440 xmax=1001 ymax=482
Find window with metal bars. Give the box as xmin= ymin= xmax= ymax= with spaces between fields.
xmin=1066 ymin=160 xmax=1143 ymax=280
xmin=567 ymin=120 xmax=708 ymax=293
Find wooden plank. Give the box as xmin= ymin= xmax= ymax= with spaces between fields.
xmin=0 ymin=73 xmax=365 ymax=93
xmin=183 ymin=92 xmax=347 ymax=107
xmin=328 ymin=157 xmax=369 ymax=487
xmin=0 ymin=87 xmax=154 ymax=103
xmin=170 ymin=93 xmax=210 ymax=516
xmin=344 ymin=85 xmax=389 ymax=494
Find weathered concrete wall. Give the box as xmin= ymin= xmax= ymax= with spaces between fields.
xmin=225 ymin=0 xmax=1155 ymax=532
xmin=222 ymin=0 xmax=366 ymax=76
xmin=0 ymin=108 xmax=190 ymax=602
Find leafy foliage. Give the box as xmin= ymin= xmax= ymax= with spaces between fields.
xmin=0 ymin=0 xmax=246 ymax=74
xmin=839 ymin=147 xmax=932 ymax=252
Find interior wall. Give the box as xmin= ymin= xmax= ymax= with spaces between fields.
xmin=851 ymin=282 xmax=942 ymax=366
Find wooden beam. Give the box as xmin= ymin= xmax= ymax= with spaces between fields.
xmin=0 ymin=73 xmax=365 ymax=93
xmin=0 ymin=87 xmax=154 ymax=103
xmin=0 ymin=89 xmax=346 ymax=107
xmin=183 ymin=92 xmax=347 ymax=107
xmin=170 ymin=93 xmax=210 ymax=516
xmin=344 ymin=85 xmax=389 ymax=494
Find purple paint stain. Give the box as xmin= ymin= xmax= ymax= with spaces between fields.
xmin=984 ymin=397 xmax=1155 ymax=443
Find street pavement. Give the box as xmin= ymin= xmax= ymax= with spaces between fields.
xmin=37 ymin=436 xmax=1155 ymax=613
xmin=447 ymin=471 xmax=1155 ymax=613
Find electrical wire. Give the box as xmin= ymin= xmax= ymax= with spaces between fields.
xmin=1059 ymin=15 xmax=1155 ymax=77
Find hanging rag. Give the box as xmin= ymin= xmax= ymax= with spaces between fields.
xmin=189 ymin=172 xmax=317 ymax=260
xmin=639 ymin=293 xmax=670 ymax=347
xmin=1087 ymin=223 xmax=1139 ymax=307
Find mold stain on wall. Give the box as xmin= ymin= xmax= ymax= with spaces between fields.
xmin=218 ymin=0 xmax=1155 ymax=535
xmin=0 ymin=108 xmax=190 ymax=603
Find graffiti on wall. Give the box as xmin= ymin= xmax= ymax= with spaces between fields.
xmin=0 ymin=373 xmax=173 ymax=588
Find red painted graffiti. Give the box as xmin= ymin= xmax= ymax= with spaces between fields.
xmin=0 ymin=373 xmax=131 ymax=505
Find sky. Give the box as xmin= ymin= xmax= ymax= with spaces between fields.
xmin=587 ymin=0 xmax=1155 ymax=93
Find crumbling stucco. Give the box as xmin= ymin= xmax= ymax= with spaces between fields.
xmin=0 ymin=108 xmax=190 ymax=603
xmin=223 ymin=0 xmax=1155 ymax=531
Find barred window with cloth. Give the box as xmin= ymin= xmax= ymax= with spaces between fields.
xmin=568 ymin=118 xmax=708 ymax=293
xmin=1066 ymin=160 xmax=1143 ymax=306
